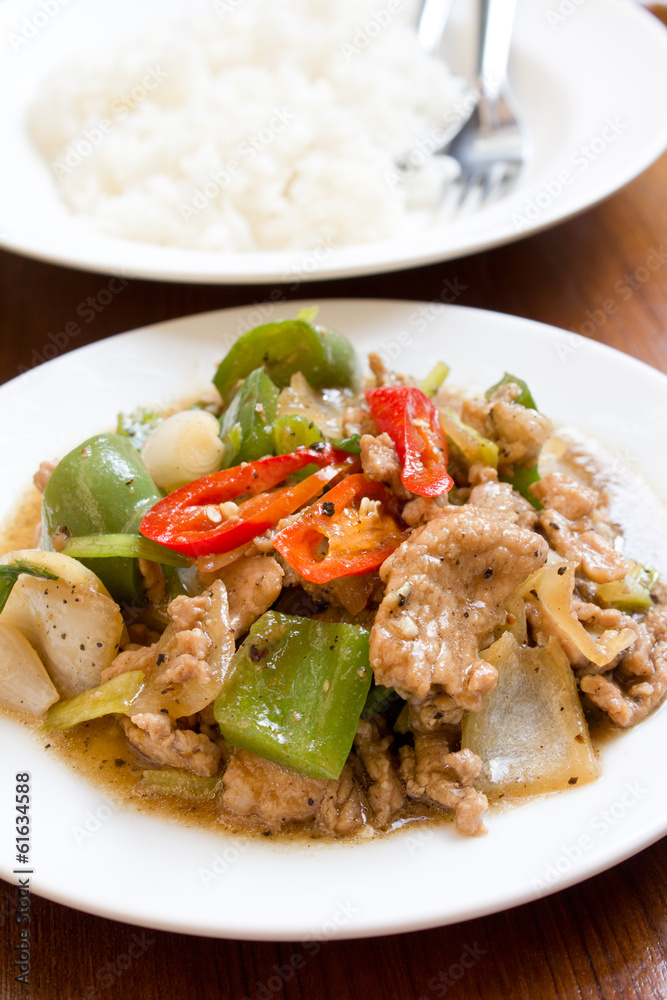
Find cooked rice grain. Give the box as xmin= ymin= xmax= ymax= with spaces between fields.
xmin=28 ymin=0 xmax=464 ymax=253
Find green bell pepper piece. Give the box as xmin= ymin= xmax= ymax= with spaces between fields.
xmin=272 ymin=414 xmax=324 ymax=455
xmin=485 ymin=372 xmax=537 ymax=410
xmin=328 ymin=433 xmax=362 ymax=455
xmin=271 ymin=415 xmax=325 ymax=482
xmin=213 ymin=611 xmax=372 ymax=780
xmin=316 ymin=325 xmax=361 ymax=389
xmin=219 ymin=367 xmax=279 ymax=467
xmin=42 ymin=434 xmax=161 ymax=605
xmin=500 ymin=464 xmax=542 ymax=509
xmin=213 ymin=318 xmax=360 ymax=402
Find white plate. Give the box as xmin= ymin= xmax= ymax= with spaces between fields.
xmin=0 ymin=0 xmax=666 ymax=283
xmin=2 ymin=299 xmax=667 ymax=941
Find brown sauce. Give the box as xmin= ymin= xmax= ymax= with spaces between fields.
xmin=0 ymin=488 xmax=43 ymax=551
xmin=6 ymin=707 xmax=449 ymax=841
xmin=0 ymin=495 xmax=447 ymax=840
xmin=2 ymin=428 xmax=667 ymax=840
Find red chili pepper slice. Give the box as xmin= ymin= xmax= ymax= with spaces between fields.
xmin=140 ymin=446 xmax=357 ymax=557
xmin=273 ymin=474 xmax=406 ymax=583
xmin=365 ymin=386 xmax=453 ymax=497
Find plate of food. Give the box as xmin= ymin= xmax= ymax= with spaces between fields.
xmin=2 ymin=298 xmax=667 ymax=941
xmin=0 ymin=0 xmax=666 ymax=283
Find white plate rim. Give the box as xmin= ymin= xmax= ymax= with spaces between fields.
xmin=2 ymin=298 xmax=667 ymax=941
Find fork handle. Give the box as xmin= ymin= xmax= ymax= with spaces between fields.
xmin=476 ymin=0 xmax=518 ymax=102
xmin=416 ymin=0 xmax=456 ymax=55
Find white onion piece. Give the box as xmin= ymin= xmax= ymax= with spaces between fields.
xmin=463 ymin=632 xmax=599 ymax=796
xmin=276 ymin=373 xmax=350 ymax=439
xmin=0 ymin=623 xmax=59 ymax=716
xmin=1 ymin=548 xmax=112 ymax=598
xmin=141 ymin=410 xmax=224 ymax=492
xmin=518 ymin=555 xmax=637 ymax=668
xmin=1 ymin=577 xmax=124 ymax=697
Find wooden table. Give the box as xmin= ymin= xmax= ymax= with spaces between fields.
xmin=2 ymin=97 xmax=667 ymax=1000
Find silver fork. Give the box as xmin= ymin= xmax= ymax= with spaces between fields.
xmin=443 ymin=0 xmax=527 ymax=212
xmin=416 ymin=0 xmax=456 ymax=54
xmin=395 ymin=0 xmax=476 ymax=173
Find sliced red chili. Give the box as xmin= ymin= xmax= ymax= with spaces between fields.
xmin=140 ymin=446 xmax=357 ymax=557
xmin=365 ymin=386 xmax=453 ymax=497
xmin=273 ymin=474 xmax=406 ymax=583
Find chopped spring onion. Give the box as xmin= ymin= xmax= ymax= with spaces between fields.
xmin=138 ymin=768 xmax=220 ymax=799
xmin=297 ymin=305 xmax=319 ymax=325
xmin=46 ymin=670 xmax=145 ymax=731
xmin=419 ymin=361 xmax=450 ymax=398
xmin=596 ymin=562 xmax=659 ymax=612
xmin=438 ymin=408 xmax=499 ymax=469
xmin=62 ymin=534 xmax=192 ymax=568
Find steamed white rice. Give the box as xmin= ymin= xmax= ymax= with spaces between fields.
xmin=29 ymin=0 xmax=466 ymax=253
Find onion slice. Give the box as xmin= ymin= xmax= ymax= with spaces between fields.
xmin=517 ymin=555 xmax=637 ymax=668
xmin=0 ymin=623 xmax=59 ymax=716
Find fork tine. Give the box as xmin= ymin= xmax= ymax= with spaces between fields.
xmin=486 ymin=160 xmax=523 ymax=205
xmin=435 ymin=158 xmax=522 ymax=222
xmin=443 ymin=171 xmax=485 ymax=218
xmin=458 ymin=172 xmax=486 ymax=214
xmin=476 ymin=160 xmax=515 ymax=205
xmin=434 ymin=168 xmax=483 ymax=220
xmin=430 ymin=0 xmax=526 ymax=222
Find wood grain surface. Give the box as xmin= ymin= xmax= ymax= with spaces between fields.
xmin=1 ymin=92 xmax=667 ymax=1000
